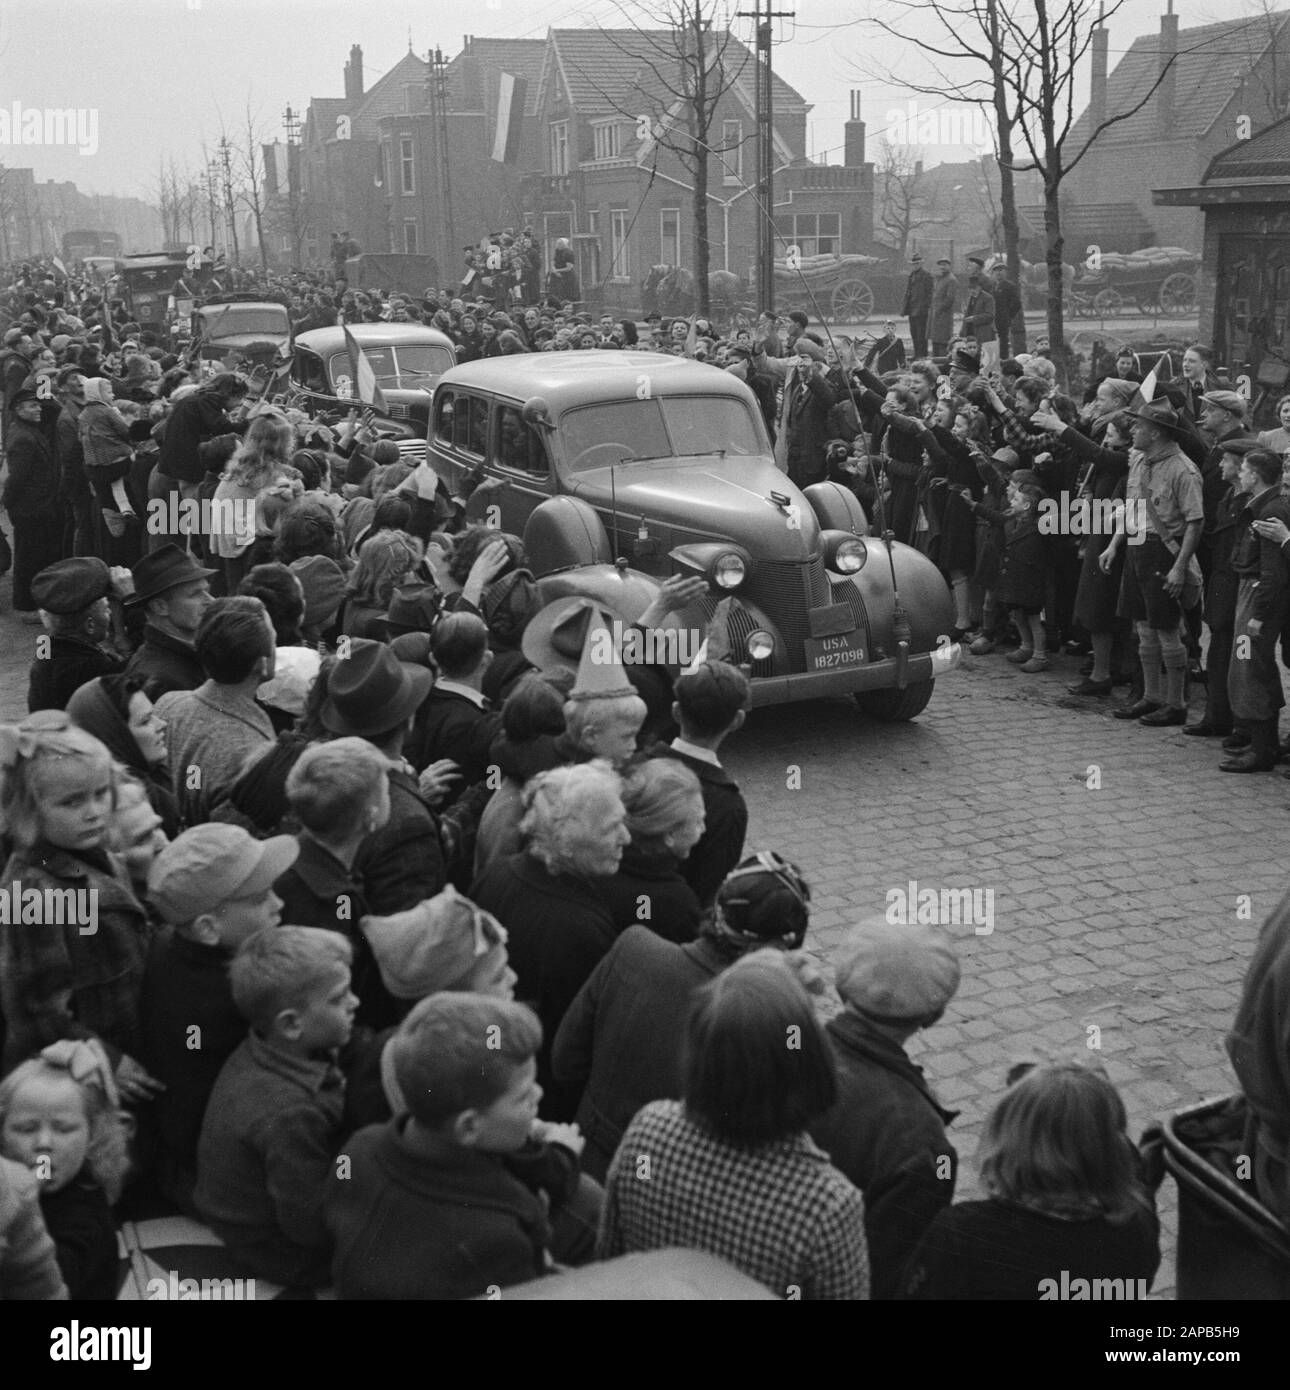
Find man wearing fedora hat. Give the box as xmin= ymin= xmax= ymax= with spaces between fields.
xmin=122 ymin=543 xmax=217 ymax=700
xmin=902 ymin=255 xmax=933 ymax=359
xmin=319 ymin=639 xmax=447 ymax=931
xmin=961 ymin=258 xmax=998 ymax=372
xmin=1112 ymin=399 xmax=1205 ymax=727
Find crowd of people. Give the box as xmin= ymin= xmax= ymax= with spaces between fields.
xmin=0 ymin=241 xmax=1287 ymax=1301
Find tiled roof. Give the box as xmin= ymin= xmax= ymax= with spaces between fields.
xmin=548 ymin=27 xmax=803 ymax=116
xmin=355 ymin=51 xmax=432 ymax=136
xmin=1069 ymin=13 xmax=1290 ymax=151
xmin=447 ymin=38 xmax=545 ymax=115
xmin=1206 ymin=113 xmax=1290 ymax=180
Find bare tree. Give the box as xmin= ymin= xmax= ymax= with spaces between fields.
xmin=862 ymin=0 xmax=1191 ymax=380
xmin=875 ymin=139 xmax=954 ymax=257
xmin=583 ymin=1 xmax=750 ymax=315
xmin=233 ymin=105 xmax=272 ymax=274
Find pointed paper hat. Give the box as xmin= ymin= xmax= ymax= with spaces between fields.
xmin=571 ymin=603 xmax=638 ymax=700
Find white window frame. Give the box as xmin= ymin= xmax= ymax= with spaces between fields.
xmin=399 ymin=136 xmax=415 ymax=196
xmin=592 ymin=120 xmax=622 ymax=162
xmin=610 ymin=207 xmax=630 ymax=282
xmin=660 ymin=207 xmax=680 ymax=267
xmin=722 ymin=120 xmax=742 ymax=185
xmin=550 ymin=121 xmax=569 ymax=175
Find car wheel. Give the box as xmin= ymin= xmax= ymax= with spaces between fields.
xmin=855 ymin=679 xmax=934 ymax=721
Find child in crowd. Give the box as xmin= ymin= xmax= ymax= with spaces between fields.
xmin=140 ymin=823 xmax=298 ymax=1213
xmin=194 ymin=926 xmax=356 ymax=1288
xmin=970 ymin=470 xmax=1051 ymax=672
xmin=902 ymin=1062 xmax=1161 ymax=1300
xmin=326 ymin=992 xmax=581 ymax=1299
xmin=0 ymin=719 xmax=161 ymax=1111
xmin=0 ymin=1040 xmax=129 ymax=1299
xmin=104 ymin=771 xmax=170 ymax=909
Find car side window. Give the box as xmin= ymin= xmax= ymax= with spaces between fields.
xmin=452 ymin=392 xmax=486 ymax=457
xmin=434 ymin=391 xmax=455 ymax=445
xmin=495 ymin=405 xmax=546 ymax=476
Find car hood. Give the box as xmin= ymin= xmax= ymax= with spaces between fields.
xmin=199 ymin=331 xmax=290 ymax=353
xmin=568 ymin=455 xmax=820 ymax=556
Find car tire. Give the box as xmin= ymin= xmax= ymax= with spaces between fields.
xmin=855 ymin=679 xmax=934 ymax=721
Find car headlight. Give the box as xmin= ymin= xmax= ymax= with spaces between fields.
xmin=746 ymin=629 xmax=775 ymax=661
xmin=713 ymin=552 xmax=747 ymax=589
xmin=833 ymin=539 xmax=866 ymax=573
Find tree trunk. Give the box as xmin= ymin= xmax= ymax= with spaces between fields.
xmin=691 ymin=20 xmax=711 ymax=318
xmin=1043 ymin=176 xmax=1067 ymax=388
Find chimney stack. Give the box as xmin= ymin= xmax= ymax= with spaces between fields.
xmin=344 ymin=44 xmax=365 ymax=103
xmin=844 ymin=91 xmax=867 ymax=166
xmin=1090 ymin=11 xmax=1108 ymax=132
xmin=1158 ymin=2 xmax=1178 ymax=140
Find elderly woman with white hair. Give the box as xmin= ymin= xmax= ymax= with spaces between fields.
xmin=470 ymin=760 xmax=629 ymax=1120
xmin=601 ymin=758 xmax=705 ymax=943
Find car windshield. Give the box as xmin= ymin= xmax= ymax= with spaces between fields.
xmin=327 ymin=345 xmax=453 ymax=391
xmin=203 ymin=308 xmax=288 ymax=338
xmin=562 ymin=396 xmax=762 ymax=470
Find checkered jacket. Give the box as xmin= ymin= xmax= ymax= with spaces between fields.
xmin=597 ymin=1100 xmax=870 ymax=1300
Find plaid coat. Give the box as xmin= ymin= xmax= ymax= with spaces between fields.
xmin=0 ymin=844 xmax=151 ymax=1070
xmin=598 ymin=1100 xmax=870 ymax=1299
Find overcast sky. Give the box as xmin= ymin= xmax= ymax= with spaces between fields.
xmin=0 ymin=0 xmax=1256 ymax=199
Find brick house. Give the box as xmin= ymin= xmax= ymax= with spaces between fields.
xmin=1064 ymin=7 xmax=1290 ymax=254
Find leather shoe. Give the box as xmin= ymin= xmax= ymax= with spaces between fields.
xmin=1069 ymin=677 xmax=1113 ymax=696
xmin=1113 ymin=699 xmax=1162 ymax=720
xmin=1139 ymin=705 xmax=1187 ymax=727
xmin=1220 ymin=752 xmax=1277 ymax=773
xmin=1222 ymin=732 xmax=1252 ymax=752
xmin=1182 ymin=720 xmax=1231 ymax=737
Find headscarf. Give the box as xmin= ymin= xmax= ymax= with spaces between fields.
xmin=65 ymin=676 xmax=150 ymax=775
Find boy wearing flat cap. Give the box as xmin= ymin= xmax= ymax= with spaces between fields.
xmin=810 ymin=916 xmax=960 ymax=1300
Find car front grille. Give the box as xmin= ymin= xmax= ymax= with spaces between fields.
xmin=748 ymin=557 xmax=831 ymax=668
xmin=384 ymin=403 xmax=410 ymax=420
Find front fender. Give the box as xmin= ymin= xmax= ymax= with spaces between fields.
xmin=849 ymin=538 xmax=955 ymax=654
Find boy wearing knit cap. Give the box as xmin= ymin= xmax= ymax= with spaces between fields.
xmin=139 ymin=823 xmax=298 ymax=1213
xmin=810 ymin=916 xmax=960 ymax=1300
xmin=325 ymin=993 xmax=592 ymax=1299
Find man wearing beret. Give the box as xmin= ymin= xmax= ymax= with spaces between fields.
xmin=810 ymin=917 xmax=960 ymax=1301
xmin=27 ymin=557 xmax=127 ymax=712
xmin=764 ymin=338 xmax=838 ymax=490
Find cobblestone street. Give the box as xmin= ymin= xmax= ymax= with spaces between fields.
xmin=727 ymin=646 xmax=1288 ymax=1298
xmin=0 ymin=571 xmax=1281 ymax=1298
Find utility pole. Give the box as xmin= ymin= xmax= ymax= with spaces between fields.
xmin=737 ymin=0 xmax=793 ymax=311
xmin=429 ymin=47 xmax=455 ymax=273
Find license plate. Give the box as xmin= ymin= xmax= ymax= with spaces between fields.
xmin=804 ymin=629 xmax=865 ymax=670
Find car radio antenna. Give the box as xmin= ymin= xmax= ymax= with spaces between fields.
xmin=610 ymin=456 xmax=624 ymax=565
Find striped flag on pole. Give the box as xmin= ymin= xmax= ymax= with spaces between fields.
xmin=343 ymin=323 xmax=386 ymax=413
xmin=52 ymin=256 xmax=68 ymax=278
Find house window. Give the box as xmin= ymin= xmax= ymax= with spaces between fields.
xmin=550 ymin=121 xmax=569 ymax=175
xmin=376 ymin=144 xmax=387 ymax=190
xmin=660 ymin=207 xmax=680 ymax=267
xmin=722 ymin=120 xmax=742 ymax=184
xmin=592 ymin=121 xmax=622 ymax=161
xmin=403 ymin=221 xmax=418 ymax=254
xmin=399 ymin=137 xmax=415 ymax=196
xmin=776 ymin=212 xmax=841 ymax=258
xmin=610 ymin=208 xmax=630 ymax=281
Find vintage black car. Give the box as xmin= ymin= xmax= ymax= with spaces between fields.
xmin=427 ymin=353 xmax=961 ymax=716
